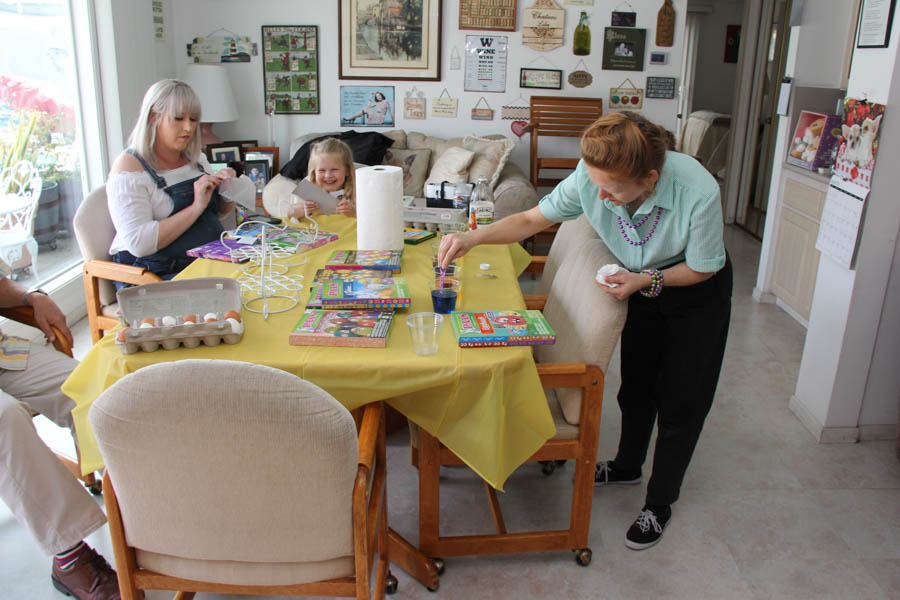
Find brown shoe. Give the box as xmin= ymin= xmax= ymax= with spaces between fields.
xmin=51 ymin=544 xmax=121 ymax=600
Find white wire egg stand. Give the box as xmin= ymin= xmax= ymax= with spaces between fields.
xmin=226 ymin=204 xmax=326 ymax=319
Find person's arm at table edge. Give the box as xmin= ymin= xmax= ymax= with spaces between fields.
xmin=0 ymin=277 xmax=74 ymax=346
xmin=438 ymin=206 xmax=555 ymax=269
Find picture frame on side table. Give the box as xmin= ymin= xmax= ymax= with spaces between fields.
xmin=244 ymin=146 xmax=280 ymax=174
xmin=261 ymin=25 xmax=320 ymax=114
xmin=243 ymin=159 xmax=271 ymax=191
xmin=602 ymin=27 xmax=646 ymax=71
xmin=339 ymin=0 xmax=442 ymax=81
xmin=207 ymin=143 xmax=243 ymax=163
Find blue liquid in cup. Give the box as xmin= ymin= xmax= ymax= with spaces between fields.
xmin=431 ymin=288 xmax=458 ymax=314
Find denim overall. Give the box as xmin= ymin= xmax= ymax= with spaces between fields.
xmin=114 ymin=150 xmax=224 ymax=284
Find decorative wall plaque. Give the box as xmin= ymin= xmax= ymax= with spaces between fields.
xmin=523 ymin=0 xmax=565 ymax=51
xmin=602 ymin=27 xmax=646 ymax=71
xmin=404 ymin=87 xmax=426 ymax=119
xmin=656 ymin=0 xmax=675 ymax=46
xmin=568 ymin=58 xmax=593 ymax=88
xmin=646 ymin=76 xmax=676 ymax=99
xmin=460 ymin=0 xmax=517 ymax=31
xmin=609 ymin=79 xmax=643 ymax=109
xmin=432 ymin=89 xmax=459 ymax=118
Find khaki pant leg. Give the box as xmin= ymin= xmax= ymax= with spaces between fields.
xmin=0 ymin=345 xmax=106 ymax=555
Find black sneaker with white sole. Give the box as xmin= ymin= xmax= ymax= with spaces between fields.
xmin=594 ymin=461 xmax=642 ymax=486
xmin=625 ymin=505 xmax=672 ymax=550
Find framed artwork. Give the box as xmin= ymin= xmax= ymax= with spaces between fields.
xmin=611 ymin=11 xmax=636 ymax=27
xmin=464 ymin=35 xmax=508 ymax=92
xmin=520 ymin=68 xmax=563 ymax=89
xmin=244 ymin=146 xmax=280 ymax=173
xmin=339 ymin=0 xmax=442 ymax=81
xmin=243 ymin=159 xmax=270 ymax=188
xmin=261 ymin=25 xmax=320 ymax=114
xmin=207 ymin=143 xmax=242 ymax=163
xmin=724 ymin=24 xmax=741 ymax=63
xmin=340 ymin=86 xmax=396 ymax=127
xmin=602 ymin=27 xmax=646 ymax=71
xmin=856 ymin=0 xmax=896 ymax=48
xmin=459 ymin=0 xmax=517 ymax=31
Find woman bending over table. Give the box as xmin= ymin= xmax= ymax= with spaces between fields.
xmin=438 ymin=111 xmax=731 ymax=551
xmin=107 ymin=79 xmax=253 ymax=283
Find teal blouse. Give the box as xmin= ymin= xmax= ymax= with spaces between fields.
xmin=538 ymin=152 xmax=726 ymax=273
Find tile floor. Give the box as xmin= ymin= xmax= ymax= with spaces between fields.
xmin=2 ymin=226 xmax=898 ymax=599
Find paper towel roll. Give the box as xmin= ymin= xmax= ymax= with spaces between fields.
xmin=356 ymin=165 xmax=404 ymax=251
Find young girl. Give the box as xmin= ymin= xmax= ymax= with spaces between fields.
xmin=292 ymin=138 xmax=357 ymax=218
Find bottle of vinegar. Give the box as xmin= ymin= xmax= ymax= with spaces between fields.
xmin=574 ymin=11 xmax=591 ymax=56
xmin=469 ymin=176 xmax=494 ymax=227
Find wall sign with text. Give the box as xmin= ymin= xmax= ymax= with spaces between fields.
xmin=465 ymin=35 xmax=509 ymax=93
xmin=646 ymin=76 xmax=676 ymax=99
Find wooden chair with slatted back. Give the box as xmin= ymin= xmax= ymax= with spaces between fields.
xmin=0 ymin=305 xmax=101 ymax=494
xmin=526 ymin=96 xmax=603 ymax=254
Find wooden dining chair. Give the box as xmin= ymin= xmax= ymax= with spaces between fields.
xmin=73 ymin=186 xmax=161 ymax=344
xmin=0 ymin=305 xmax=101 ymax=493
xmin=525 ymin=96 xmax=603 ymax=255
xmin=410 ymin=238 xmax=628 ymax=568
xmin=89 ymin=359 xmax=394 ymax=600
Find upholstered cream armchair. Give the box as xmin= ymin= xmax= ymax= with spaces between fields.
xmin=73 ymin=186 xmax=161 ymax=343
xmin=89 ymin=359 xmax=394 ymax=599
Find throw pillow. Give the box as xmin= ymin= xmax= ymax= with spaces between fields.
xmin=381 ymin=148 xmax=432 ymax=197
xmin=280 ymin=130 xmax=394 ymax=180
xmin=425 ymin=146 xmax=476 ymax=186
xmin=463 ymin=135 xmax=515 ymax=190
xmin=407 ymin=132 xmax=466 ymax=170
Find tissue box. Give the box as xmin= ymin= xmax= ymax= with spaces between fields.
xmin=786 ymin=111 xmax=842 ymax=171
xmin=425 ymin=181 xmax=473 ymax=210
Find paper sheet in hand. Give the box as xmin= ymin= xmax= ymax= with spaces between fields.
xmin=292 ymin=180 xmax=339 ymax=215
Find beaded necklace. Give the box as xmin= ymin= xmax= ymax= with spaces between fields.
xmin=616 ymin=206 xmax=663 ymax=246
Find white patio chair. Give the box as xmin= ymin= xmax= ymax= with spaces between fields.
xmin=0 ymin=160 xmax=42 ymax=279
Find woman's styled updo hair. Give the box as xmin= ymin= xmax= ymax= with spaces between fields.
xmin=580 ymin=111 xmax=675 ymax=181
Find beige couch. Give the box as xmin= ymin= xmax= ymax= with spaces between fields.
xmin=262 ymin=129 xmax=538 ymax=221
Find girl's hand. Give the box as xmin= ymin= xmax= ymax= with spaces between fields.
xmin=595 ymin=271 xmax=651 ymax=301
xmin=293 ymin=200 xmax=319 ymax=218
xmin=192 ymin=174 xmax=219 ymax=216
xmin=437 ymin=232 xmax=475 ymax=270
xmin=336 ymin=199 xmax=356 ymax=217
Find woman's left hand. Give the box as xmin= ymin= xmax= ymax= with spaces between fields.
xmin=336 ymin=200 xmax=356 ymax=218
xmin=596 ymin=271 xmax=651 ymax=301
xmin=213 ymin=168 xmax=236 ymax=184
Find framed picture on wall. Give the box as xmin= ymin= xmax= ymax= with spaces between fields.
xmin=601 ymin=27 xmax=646 ymax=71
xmin=261 ymin=25 xmax=320 ymax=114
xmin=340 ymin=86 xmax=396 ymax=127
xmin=519 ymin=68 xmax=562 ymax=90
xmin=339 ymin=0 xmax=442 ymax=80
xmin=856 ymin=0 xmax=897 ymax=48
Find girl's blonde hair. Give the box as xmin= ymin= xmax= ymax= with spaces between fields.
xmin=127 ymin=79 xmax=203 ymax=170
xmin=580 ymin=111 xmax=675 ymax=181
xmin=308 ymin=138 xmax=356 ymax=201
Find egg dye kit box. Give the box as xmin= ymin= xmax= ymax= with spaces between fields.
xmin=786 ymin=111 xmax=842 ymax=171
xmin=114 ymin=277 xmax=243 ymax=354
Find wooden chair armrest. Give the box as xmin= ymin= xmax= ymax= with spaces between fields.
xmin=523 ymin=255 xmax=546 ymax=274
xmin=0 ymin=306 xmax=73 ymax=357
xmin=83 ymin=259 xmax=162 ymax=286
xmin=356 ymin=401 xmax=384 ymax=471
xmin=536 ymin=362 xmax=592 ymax=388
xmin=523 ymin=294 xmax=546 ymax=311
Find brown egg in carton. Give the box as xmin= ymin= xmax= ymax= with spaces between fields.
xmin=113 ymin=278 xmax=244 ymax=354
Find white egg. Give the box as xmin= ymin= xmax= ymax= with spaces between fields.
xmin=139 ymin=322 xmax=154 ymax=329
xmin=226 ymin=318 xmax=243 ymax=334
xmin=203 ymin=312 xmax=218 ymax=322
xmin=161 ymin=315 xmax=176 ymax=327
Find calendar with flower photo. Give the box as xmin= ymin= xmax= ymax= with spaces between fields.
xmin=833 ymin=98 xmax=886 ymax=189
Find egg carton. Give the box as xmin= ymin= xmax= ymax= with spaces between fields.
xmin=114 ymin=277 xmax=244 ymax=354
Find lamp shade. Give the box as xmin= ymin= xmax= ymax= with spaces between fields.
xmin=181 ymin=63 xmax=238 ymax=123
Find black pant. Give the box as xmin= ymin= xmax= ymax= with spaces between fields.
xmin=611 ymin=256 xmax=732 ymax=507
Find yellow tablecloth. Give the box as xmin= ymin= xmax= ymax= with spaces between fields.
xmin=64 ymin=215 xmax=553 ymax=490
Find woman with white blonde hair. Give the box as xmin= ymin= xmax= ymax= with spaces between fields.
xmin=106 ymin=79 xmax=253 ymax=283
